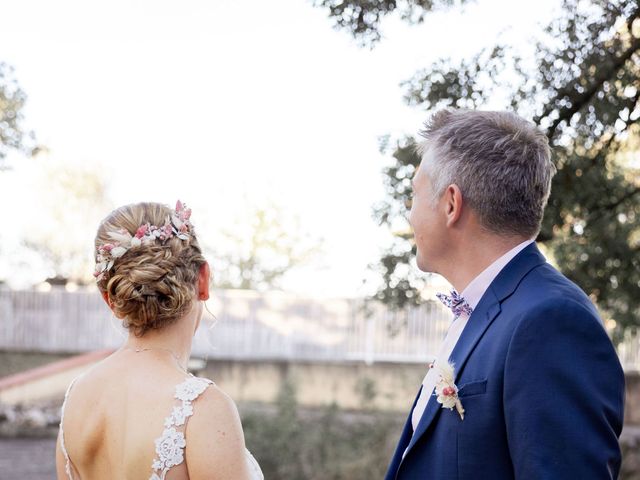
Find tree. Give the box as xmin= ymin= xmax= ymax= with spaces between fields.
xmin=313 ymin=0 xmax=469 ymax=46
xmin=317 ymin=0 xmax=640 ymax=339
xmin=21 ymin=156 xmax=112 ymax=285
xmin=0 ymin=62 xmax=35 ymax=168
xmin=207 ymin=202 xmax=323 ymax=291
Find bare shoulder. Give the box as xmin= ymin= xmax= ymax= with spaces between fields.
xmin=64 ymin=352 xmax=121 ymax=396
xmin=191 ymin=381 xmax=243 ymax=429
xmin=186 ymin=381 xmax=252 ymax=479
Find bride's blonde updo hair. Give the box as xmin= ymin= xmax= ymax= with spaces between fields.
xmin=95 ymin=202 xmax=206 ymax=336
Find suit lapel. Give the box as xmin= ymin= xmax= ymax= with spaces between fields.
xmin=402 ymin=243 xmax=547 ymax=459
xmin=450 ymin=243 xmax=546 ymax=385
xmin=403 ymin=294 xmax=501 ymax=458
xmin=385 ymin=386 xmax=423 ymax=480
xmin=448 ymin=291 xmax=501 ymax=382
xmin=402 ymin=384 xmax=442 ymax=457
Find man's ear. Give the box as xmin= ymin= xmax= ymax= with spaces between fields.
xmin=198 ymin=262 xmax=210 ymax=301
xmin=444 ymin=184 xmax=464 ymax=228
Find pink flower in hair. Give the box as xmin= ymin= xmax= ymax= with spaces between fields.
xmin=94 ymin=200 xmax=194 ymax=283
xmin=135 ymin=224 xmax=149 ymax=238
xmin=163 ymin=224 xmax=173 ymax=237
xmin=175 ymin=200 xmax=192 ymax=222
xmin=100 ymin=243 xmax=114 ymax=253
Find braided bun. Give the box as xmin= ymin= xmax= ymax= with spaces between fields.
xmin=95 ymin=202 xmax=206 ymax=336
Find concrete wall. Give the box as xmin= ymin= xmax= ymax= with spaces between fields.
xmin=202 ymin=359 xmax=426 ymax=412
xmin=1 ymin=351 xmax=638 ymax=425
xmin=203 ymin=359 xmax=640 ymax=423
xmin=626 ymin=372 xmax=640 ymax=426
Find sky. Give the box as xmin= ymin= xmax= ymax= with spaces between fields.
xmin=0 ymin=0 xmax=558 ymax=296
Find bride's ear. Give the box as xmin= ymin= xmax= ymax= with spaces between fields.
xmin=198 ymin=262 xmax=210 ymax=301
xmin=101 ymin=291 xmax=114 ymax=310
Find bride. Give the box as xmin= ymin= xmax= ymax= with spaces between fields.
xmin=56 ymin=201 xmax=263 ymax=480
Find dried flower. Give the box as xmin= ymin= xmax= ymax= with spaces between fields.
xmin=434 ymin=361 xmax=465 ymax=420
xmin=94 ymin=200 xmax=194 ymax=281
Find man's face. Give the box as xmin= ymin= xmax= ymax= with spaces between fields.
xmin=408 ymin=149 xmax=446 ymax=273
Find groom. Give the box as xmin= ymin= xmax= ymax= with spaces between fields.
xmin=385 ymin=109 xmax=625 ymax=479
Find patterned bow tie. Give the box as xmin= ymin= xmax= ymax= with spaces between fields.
xmin=436 ymin=290 xmax=474 ymax=319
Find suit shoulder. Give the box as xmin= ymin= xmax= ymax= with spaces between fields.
xmin=514 ymin=262 xmax=598 ymax=317
xmin=498 ymin=262 xmax=610 ymax=342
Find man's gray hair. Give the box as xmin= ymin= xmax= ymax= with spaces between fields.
xmin=417 ymin=109 xmax=555 ymax=238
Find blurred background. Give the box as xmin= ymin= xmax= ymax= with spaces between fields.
xmin=0 ymin=0 xmax=639 ymax=478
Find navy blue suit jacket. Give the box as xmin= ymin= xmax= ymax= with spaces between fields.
xmin=385 ymin=244 xmax=625 ymax=480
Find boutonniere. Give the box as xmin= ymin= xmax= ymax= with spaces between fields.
xmin=434 ymin=361 xmax=465 ymax=420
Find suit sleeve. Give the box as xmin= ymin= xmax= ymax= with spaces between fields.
xmin=503 ymin=299 xmax=625 ymax=480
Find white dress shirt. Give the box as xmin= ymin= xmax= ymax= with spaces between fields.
xmin=410 ymin=239 xmax=535 ymax=433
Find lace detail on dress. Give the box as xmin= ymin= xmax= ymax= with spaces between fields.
xmin=150 ymin=376 xmax=212 ymax=480
xmin=61 ymin=374 xmax=263 ymax=480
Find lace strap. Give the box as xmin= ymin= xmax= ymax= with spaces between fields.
xmin=59 ymin=376 xmax=81 ymax=480
xmin=150 ymin=376 xmax=213 ymax=480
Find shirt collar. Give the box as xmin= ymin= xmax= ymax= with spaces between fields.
xmin=461 ymin=239 xmax=535 ymax=310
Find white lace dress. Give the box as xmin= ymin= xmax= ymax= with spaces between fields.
xmin=59 ymin=375 xmax=264 ymax=480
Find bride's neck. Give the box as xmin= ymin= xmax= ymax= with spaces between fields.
xmin=123 ymin=305 xmax=199 ymax=369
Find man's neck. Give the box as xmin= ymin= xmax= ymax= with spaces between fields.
xmin=443 ymin=235 xmax=530 ymax=293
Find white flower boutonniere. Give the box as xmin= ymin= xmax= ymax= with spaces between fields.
xmin=434 ymin=361 xmax=465 ymax=420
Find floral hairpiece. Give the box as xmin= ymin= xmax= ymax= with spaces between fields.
xmin=94 ymin=200 xmax=193 ymax=282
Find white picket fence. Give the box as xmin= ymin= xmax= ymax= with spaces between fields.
xmin=0 ymin=289 xmax=451 ymax=364
xmin=0 ymin=289 xmax=638 ymax=370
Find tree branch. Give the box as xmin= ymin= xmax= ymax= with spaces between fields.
xmin=538 ymin=36 xmax=640 ymax=140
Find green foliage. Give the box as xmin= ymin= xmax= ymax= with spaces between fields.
xmin=318 ymin=0 xmax=640 ymax=338
xmin=0 ymin=62 xmax=34 ymax=168
xmin=354 ymin=376 xmax=378 ymax=410
xmin=371 ymin=139 xmax=423 ymax=310
xmin=242 ymin=379 xmax=306 ymax=478
xmin=313 ymin=0 xmax=470 ymax=46
xmin=241 ymin=379 xmax=403 ymax=480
